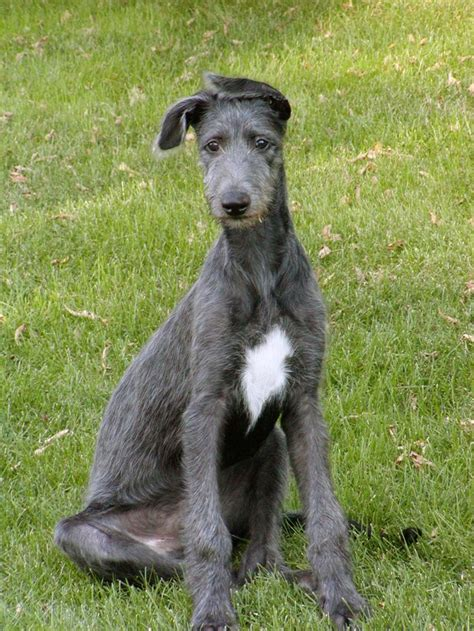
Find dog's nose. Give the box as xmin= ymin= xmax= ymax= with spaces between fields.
xmin=221 ymin=191 xmax=251 ymax=217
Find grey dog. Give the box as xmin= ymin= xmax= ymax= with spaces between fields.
xmin=55 ymin=73 xmax=368 ymax=630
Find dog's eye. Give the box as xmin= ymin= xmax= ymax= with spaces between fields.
xmin=205 ymin=140 xmax=220 ymax=153
xmin=255 ymin=138 xmax=269 ymax=150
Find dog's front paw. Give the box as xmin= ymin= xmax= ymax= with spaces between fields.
xmin=193 ymin=621 xmax=238 ymax=631
xmin=194 ymin=625 xmax=237 ymax=631
xmin=319 ymin=579 xmax=369 ymax=629
xmin=192 ymin=603 xmax=238 ymax=631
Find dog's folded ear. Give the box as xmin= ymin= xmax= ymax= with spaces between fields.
xmin=203 ymin=72 xmax=291 ymax=121
xmin=153 ymin=93 xmax=209 ymax=158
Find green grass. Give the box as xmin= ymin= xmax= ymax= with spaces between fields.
xmin=1 ymin=0 xmax=472 ymax=628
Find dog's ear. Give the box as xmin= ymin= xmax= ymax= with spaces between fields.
xmin=203 ymin=72 xmax=291 ymax=121
xmin=153 ymin=93 xmax=209 ymax=158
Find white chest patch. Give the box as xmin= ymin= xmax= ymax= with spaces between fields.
xmin=241 ymin=326 xmax=293 ymax=429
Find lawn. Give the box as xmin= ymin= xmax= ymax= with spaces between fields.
xmin=1 ymin=0 xmax=472 ymax=629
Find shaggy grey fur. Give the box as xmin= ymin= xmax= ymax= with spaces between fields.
xmin=55 ymin=73 xmax=368 ymax=630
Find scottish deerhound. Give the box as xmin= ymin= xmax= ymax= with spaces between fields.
xmin=55 ymin=73 xmax=368 ymax=630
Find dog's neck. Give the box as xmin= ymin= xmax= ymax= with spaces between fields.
xmin=219 ymin=165 xmax=294 ymax=278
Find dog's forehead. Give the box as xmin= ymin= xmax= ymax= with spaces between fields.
xmin=197 ymin=97 xmax=283 ymax=137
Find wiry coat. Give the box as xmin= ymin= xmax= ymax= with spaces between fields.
xmin=55 ymin=73 xmax=367 ymax=631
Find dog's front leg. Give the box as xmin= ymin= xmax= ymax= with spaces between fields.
xmin=182 ymin=391 xmax=237 ymax=631
xmin=282 ymin=393 xmax=368 ymax=629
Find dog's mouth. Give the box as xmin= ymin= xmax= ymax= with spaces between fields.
xmin=208 ymin=198 xmax=269 ymax=227
xmin=213 ymin=207 xmax=269 ymax=228
xmin=218 ymin=213 xmax=267 ymax=229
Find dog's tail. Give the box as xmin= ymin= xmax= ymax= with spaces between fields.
xmin=282 ymin=511 xmax=422 ymax=546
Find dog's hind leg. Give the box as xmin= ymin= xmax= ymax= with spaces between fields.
xmin=219 ymin=428 xmax=290 ymax=584
xmin=55 ymin=504 xmax=184 ymax=582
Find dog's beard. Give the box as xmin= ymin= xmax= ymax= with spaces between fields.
xmin=206 ymin=194 xmax=271 ymax=230
xmin=214 ymin=207 xmax=270 ymax=229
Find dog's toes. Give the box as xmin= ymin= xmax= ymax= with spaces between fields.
xmin=319 ymin=581 xmax=370 ymax=629
xmin=192 ymin=607 xmax=238 ymax=631
xmin=195 ymin=623 xmax=238 ymax=631
xmin=332 ymin=613 xmax=362 ymax=630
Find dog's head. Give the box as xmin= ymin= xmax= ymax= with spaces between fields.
xmin=153 ymin=73 xmax=291 ymax=226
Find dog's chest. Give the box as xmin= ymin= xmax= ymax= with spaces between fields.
xmin=240 ymin=326 xmax=293 ymax=429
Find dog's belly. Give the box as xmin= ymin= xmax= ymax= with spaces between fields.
xmin=241 ymin=325 xmax=293 ymax=429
